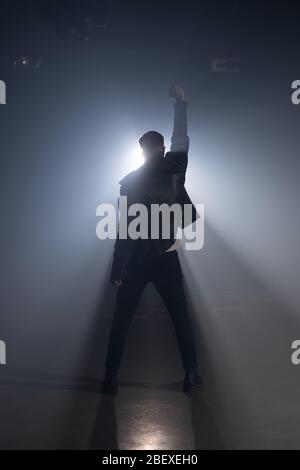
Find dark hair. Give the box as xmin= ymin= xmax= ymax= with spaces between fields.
xmin=139 ymin=131 xmax=164 ymax=149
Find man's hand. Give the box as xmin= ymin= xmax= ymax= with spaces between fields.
xmin=113 ymin=280 xmax=122 ymax=288
xmin=169 ymin=85 xmax=185 ymax=100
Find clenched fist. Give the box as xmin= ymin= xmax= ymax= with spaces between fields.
xmin=169 ymin=85 xmax=185 ymax=100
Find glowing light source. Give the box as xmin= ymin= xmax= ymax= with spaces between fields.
xmin=117 ymin=142 xmax=146 ymax=181
xmin=132 ymin=145 xmax=145 ymax=170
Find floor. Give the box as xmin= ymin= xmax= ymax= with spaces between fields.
xmin=1 ymin=286 xmax=300 ymax=450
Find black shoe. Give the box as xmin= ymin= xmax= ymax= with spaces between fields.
xmin=102 ymin=369 xmax=118 ymax=394
xmin=183 ymin=369 xmax=203 ymax=392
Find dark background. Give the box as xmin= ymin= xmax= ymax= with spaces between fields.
xmin=0 ymin=0 xmax=300 ymax=449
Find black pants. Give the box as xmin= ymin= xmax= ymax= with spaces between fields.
xmin=105 ymin=251 xmax=198 ymax=372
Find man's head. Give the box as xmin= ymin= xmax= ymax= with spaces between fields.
xmin=139 ymin=131 xmax=165 ymax=161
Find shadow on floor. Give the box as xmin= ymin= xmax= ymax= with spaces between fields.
xmin=0 ymin=372 xmax=224 ymax=450
xmin=188 ymin=389 xmax=224 ymax=450
xmin=88 ymin=395 xmax=118 ymax=450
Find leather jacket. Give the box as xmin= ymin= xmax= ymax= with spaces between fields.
xmin=110 ymin=99 xmax=198 ymax=284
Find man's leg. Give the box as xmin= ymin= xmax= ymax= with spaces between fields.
xmin=105 ymin=260 xmax=147 ymax=373
xmin=152 ymin=252 xmax=198 ymax=374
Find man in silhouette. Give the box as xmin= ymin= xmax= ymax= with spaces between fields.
xmin=103 ymin=86 xmax=202 ymax=393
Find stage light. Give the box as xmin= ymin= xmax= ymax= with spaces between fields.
xmin=115 ymin=142 xmax=145 ymax=182
xmin=14 ymin=56 xmax=31 ymax=68
xmin=123 ymin=145 xmax=145 ymax=173
xmin=13 ymin=56 xmax=43 ymax=71
xmin=134 ymin=145 xmax=145 ymax=169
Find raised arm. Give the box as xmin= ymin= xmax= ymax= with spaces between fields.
xmin=169 ymin=85 xmax=189 ymax=153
